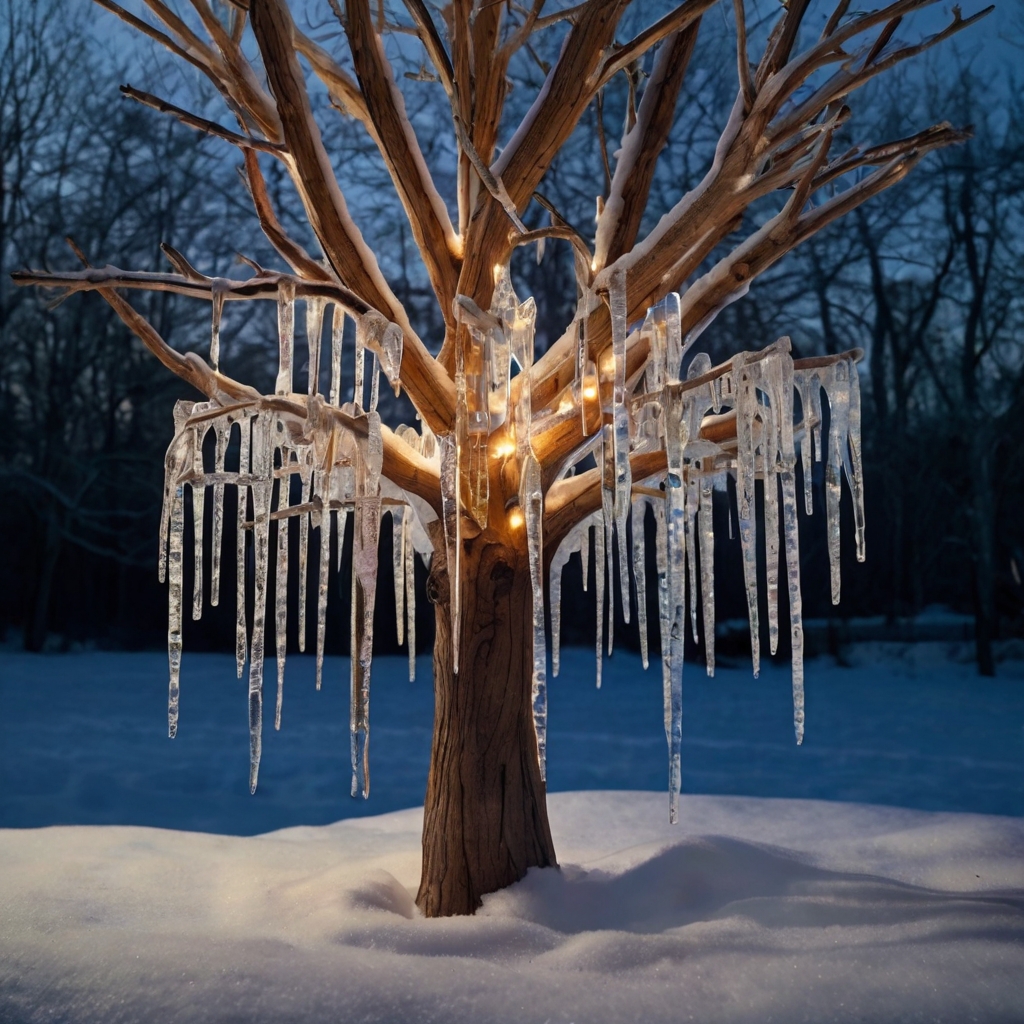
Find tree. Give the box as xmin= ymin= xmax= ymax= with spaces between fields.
xmin=14 ymin=0 xmax=988 ymax=916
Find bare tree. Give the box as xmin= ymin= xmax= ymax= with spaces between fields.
xmin=15 ymin=0 xmax=988 ymax=915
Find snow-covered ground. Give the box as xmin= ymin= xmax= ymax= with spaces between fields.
xmin=1 ymin=647 xmax=1023 ymax=1022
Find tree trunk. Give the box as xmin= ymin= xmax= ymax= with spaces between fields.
xmin=416 ymin=525 xmax=557 ymax=917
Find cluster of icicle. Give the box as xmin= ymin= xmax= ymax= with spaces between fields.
xmin=159 ymin=285 xmax=431 ymax=797
xmin=159 ymin=265 xmax=864 ymax=823
xmin=545 ymin=276 xmax=865 ymax=823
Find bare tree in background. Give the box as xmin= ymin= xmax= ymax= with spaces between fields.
xmin=16 ymin=0 xmax=988 ymax=915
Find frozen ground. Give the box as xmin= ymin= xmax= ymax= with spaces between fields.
xmin=1 ymin=647 xmax=1023 ymax=1022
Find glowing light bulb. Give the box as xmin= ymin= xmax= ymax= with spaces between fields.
xmin=507 ymin=506 xmax=524 ymax=529
xmin=583 ymin=384 xmax=598 ymax=400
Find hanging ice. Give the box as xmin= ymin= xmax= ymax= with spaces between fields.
xmin=247 ymin=411 xmax=273 ymax=793
xmin=330 ymin=305 xmax=344 ymax=407
xmin=608 ymin=267 xmax=632 ymax=625
xmin=276 ymin=280 xmax=295 ymax=396
xmin=521 ymin=454 xmax=547 ymax=779
xmin=210 ymin=278 xmax=227 ymax=371
xmin=274 ymin=452 xmax=290 ymax=731
xmin=381 ymin=323 xmax=404 ymax=396
xmin=235 ymin=414 xmax=251 ymax=679
xmin=306 ymin=296 xmax=325 ymax=396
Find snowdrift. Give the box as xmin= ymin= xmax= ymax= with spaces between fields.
xmin=3 ymin=792 xmax=1022 ymax=1023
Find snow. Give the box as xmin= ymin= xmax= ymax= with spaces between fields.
xmin=1 ymin=648 xmax=1022 ymax=1022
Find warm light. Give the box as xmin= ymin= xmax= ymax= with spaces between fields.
xmin=583 ymin=384 xmax=598 ymax=400
xmin=493 ymin=263 xmax=503 ymax=281
xmin=507 ymin=507 xmax=524 ymax=529
xmin=492 ymin=439 xmax=516 ymax=458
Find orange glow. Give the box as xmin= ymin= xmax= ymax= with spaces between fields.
xmin=507 ymin=507 xmax=525 ymax=529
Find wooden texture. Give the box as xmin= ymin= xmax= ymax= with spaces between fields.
xmin=418 ymin=523 xmax=556 ymax=917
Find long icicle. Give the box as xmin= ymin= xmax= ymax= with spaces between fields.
xmin=297 ymin=459 xmax=310 ymax=653
xmin=247 ymin=412 xmax=273 ymax=793
xmin=330 ymin=304 xmax=344 ymax=407
xmin=316 ymin=504 xmax=331 ymax=692
xmin=632 ymin=496 xmax=649 ymax=670
xmin=609 ymin=267 xmax=632 ymax=624
xmin=734 ymin=356 xmax=761 ymax=677
xmin=211 ymin=417 xmax=227 ymax=607
xmin=191 ymin=477 xmax=205 ymax=622
xmin=274 ymin=450 xmax=290 ymax=731
xmin=167 ymin=481 xmax=184 ymax=739
xmin=392 ymin=506 xmax=405 ymax=647
xmin=698 ymin=473 xmax=716 ymax=676
xmin=522 ymin=454 xmax=547 ymax=779
xmin=235 ymin=415 xmax=251 ymax=679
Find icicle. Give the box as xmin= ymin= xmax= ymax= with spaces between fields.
xmin=762 ymin=397 xmax=781 ymax=658
xmin=306 ymin=296 xmax=325 ymax=396
xmin=822 ymin=362 xmax=850 ymax=605
xmin=602 ymin=425 xmax=615 ymax=655
xmin=369 ymin=353 xmax=380 ymax=413
xmin=381 ymin=323 xmax=403 ymax=396
xmin=330 ymin=305 xmax=344 ymax=407
xmin=354 ymin=320 xmax=366 ymax=408
xmin=247 ymin=412 xmax=273 ymax=793
xmin=594 ymin=518 xmax=605 ymax=688
xmin=402 ymin=508 xmax=416 ymax=682
xmin=698 ymin=475 xmax=716 ymax=676
xmin=235 ymin=415 xmax=251 ymax=679
xmin=350 ymin=408 xmax=383 ymax=798
xmin=664 ymin=292 xmax=683 ymax=384
xmin=848 ymin=365 xmax=866 ymax=562
xmin=632 ymin=495 xmax=649 ymax=670
xmin=652 ymin=495 xmax=681 ymax=823
xmin=609 ymin=267 xmax=632 ymax=625
xmin=685 ymin=475 xmax=699 ymax=643
xmin=210 ymin=279 xmax=227 ymax=371
xmin=798 ymin=373 xmax=817 ymax=516
xmin=167 ymin=482 xmax=184 ymax=739
xmin=211 ymin=417 xmax=228 ymax=608
xmin=520 ymin=454 xmax=547 ymax=779
xmin=734 ymin=356 xmax=761 ymax=677
xmin=455 ymin=316 xmax=490 ymax=529
xmin=297 ymin=463 xmax=310 ymax=653
xmin=549 ymin=526 xmax=576 ymax=679
xmin=438 ymin=434 xmax=460 ymax=672
xmin=487 ymin=269 xmax=513 ymax=432
xmin=276 ymin=279 xmax=295 ymax=396
xmin=274 ymin=451 xmax=290 ymax=731
xmin=391 ymin=506 xmax=405 ymax=646
xmin=776 ymin=349 xmax=805 ymax=744
xmin=336 ymin=507 xmax=349 ymax=573
xmin=316 ymin=506 xmax=330 ymax=692
xmin=159 ymin=402 xmax=193 ymax=584
xmin=191 ymin=479 xmax=205 ymax=621
xmin=512 ymin=297 xmax=537 ymax=461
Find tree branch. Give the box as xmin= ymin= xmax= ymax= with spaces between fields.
xmin=593 ymin=21 xmax=700 ymax=271
xmin=120 ymin=84 xmax=285 ymax=154
xmin=250 ymin=0 xmax=455 ymax=433
xmin=345 ymin=0 xmax=460 ymax=325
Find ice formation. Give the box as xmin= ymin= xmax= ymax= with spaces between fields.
xmin=160 ymin=269 xmax=865 ymax=820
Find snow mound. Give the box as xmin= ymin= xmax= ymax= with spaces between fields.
xmin=2 ymin=792 xmax=1023 ymax=1023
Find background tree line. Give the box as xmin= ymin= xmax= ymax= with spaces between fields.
xmin=2 ymin=0 xmax=1021 ymax=674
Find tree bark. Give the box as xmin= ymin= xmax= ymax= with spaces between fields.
xmin=416 ymin=525 xmax=557 ymax=917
